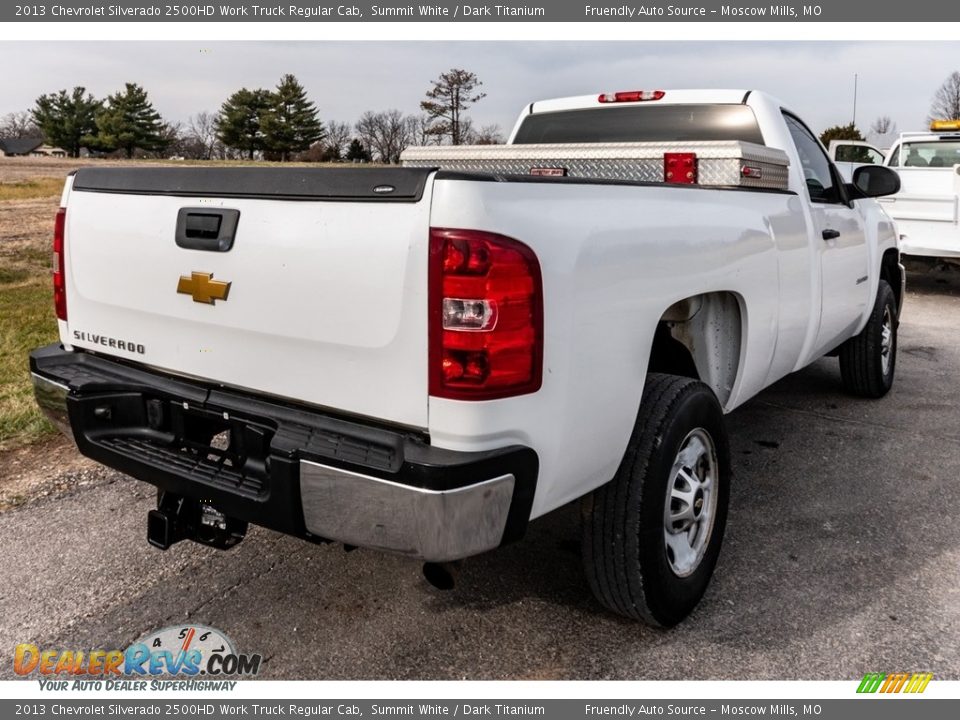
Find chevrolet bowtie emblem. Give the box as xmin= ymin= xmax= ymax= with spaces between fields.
xmin=176 ymin=272 xmax=231 ymax=305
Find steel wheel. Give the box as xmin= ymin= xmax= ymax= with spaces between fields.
xmin=663 ymin=428 xmax=719 ymax=578
xmin=880 ymin=305 xmax=893 ymax=377
xmin=582 ymin=373 xmax=730 ymax=625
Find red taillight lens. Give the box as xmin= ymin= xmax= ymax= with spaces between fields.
xmin=53 ymin=207 xmax=67 ymax=321
xmin=664 ymin=152 xmax=698 ymax=184
xmin=429 ymin=228 xmax=543 ymax=400
xmin=598 ymin=90 xmax=665 ymax=103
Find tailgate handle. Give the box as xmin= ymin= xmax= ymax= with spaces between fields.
xmin=176 ymin=208 xmax=240 ymax=252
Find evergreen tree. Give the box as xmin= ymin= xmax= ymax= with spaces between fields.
xmin=819 ymin=122 xmax=864 ymax=146
xmin=262 ymin=74 xmax=324 ymax=161
xmin=345 ymin=138 xmax=371 ymax=162
xmin=215 ymin=88 xmax=273 ymax=159
xmin=31 ymin=87 xmax=102 ymax=158
xmin=819 ymin=123 xmax=870 ymax=163
xmin=93 ymin=83 xmax=167 ymax=158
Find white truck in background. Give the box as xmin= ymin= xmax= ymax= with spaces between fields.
xmin=31 ymin=89 xmax=903 ymax=626
xmin=831 ymin=121 xmax=960 ymax=258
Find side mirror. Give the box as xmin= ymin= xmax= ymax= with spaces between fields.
xmin=851 ymin=165 xmax=901 ymax=198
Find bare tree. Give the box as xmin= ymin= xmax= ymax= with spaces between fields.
xmin=405 ymin=113 xmax=440 ymax=146
xmin=473 ymin=124 xmax=505 ymax=145
xmin=355 ymin=110 xmax=411 ymax=164
xmin=869 ymin=116 xmax=895 ymax=135
xmin=354 ymin=111 xmax=379 ymax=161
xmin=324 ymin=120 xmax=352 ymax=159
xmin=0 ymin=110 xmax=41 ymax=139
xmin=930 ymin=71 xmax=960 ymax=121
xmin=184 ymin=111 xmax=223 ymax=159
xmin=158 ymin=122 xmax=184 ymax=158
xmin=420 ymin=68 xmax=486 ymax=145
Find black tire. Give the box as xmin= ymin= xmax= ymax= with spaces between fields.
xmin=838 ymin=279 xmax=897 ymax=398
xmin=581 ymin=373 xmax=730 ymax=626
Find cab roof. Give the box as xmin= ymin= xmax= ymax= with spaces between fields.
xmin=529 ymin=89 xmax=753 ymax=114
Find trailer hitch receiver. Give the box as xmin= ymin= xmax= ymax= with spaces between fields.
xmin=147 ymin=492 xmax=247 ymax=551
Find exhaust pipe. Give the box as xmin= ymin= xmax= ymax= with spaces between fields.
xmin=422 ymin=561 xmax=461 ymax=590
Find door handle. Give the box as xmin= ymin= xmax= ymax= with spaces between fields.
xmin=175 ymin=208 xmax=240 ymax=252
xmin=822 ymin=229 xmax=841 ymax=241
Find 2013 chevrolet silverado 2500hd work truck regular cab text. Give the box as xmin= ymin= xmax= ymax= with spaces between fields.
xmin=31 ymin=89 xmax=905 ymax=626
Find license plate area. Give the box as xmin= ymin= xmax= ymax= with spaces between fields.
xmin=170 ymin=401 xmax=273 ymax=483
xmin=77 ymin=392 xmax=276 ymax=500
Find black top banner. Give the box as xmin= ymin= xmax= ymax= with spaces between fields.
xmin=4 ymin=0 xmax=958 ymax=22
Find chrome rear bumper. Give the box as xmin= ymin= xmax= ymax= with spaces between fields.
xmin=31 ymin=372 xmax=74 ymax=442
xmin=300 ymin=461 xmax=516 ymax=562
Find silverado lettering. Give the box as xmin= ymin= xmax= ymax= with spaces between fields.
xmin=72 ymin=331 xmax=146 ymax=355
xmin=32 ymin=89 xmax=904 ymax=626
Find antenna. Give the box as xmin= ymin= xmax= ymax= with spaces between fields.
xmin=852 ymin=73 xmax=858 ymax=129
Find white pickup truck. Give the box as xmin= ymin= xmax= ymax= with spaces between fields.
xmin=831 ymin=122 xmax=960 ymax=258
xmin=31 ymin=89 xmax=904 ymax=626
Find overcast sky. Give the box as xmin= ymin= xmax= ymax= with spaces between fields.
xmin=2 ymin=41 xmax=958 ymax=136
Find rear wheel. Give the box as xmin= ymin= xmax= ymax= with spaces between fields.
xmin=839 ymin=279 xmax=897 ymax=398
xmin=581 ymin=373 xmax=730 ymax=626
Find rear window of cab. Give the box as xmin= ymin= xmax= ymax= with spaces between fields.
xmin=513 ymin=104 xmax=765 ymax=145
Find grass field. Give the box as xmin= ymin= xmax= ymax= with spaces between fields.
xmin=0 ymin=163 xmax=63 ymax=450
xmin=0 ymin=283 xmax=58 ymax=449
xmin=0 ymin=158 xmax=225 ymax=450
xmin=0 ymin=177 xmax=64 ymax=202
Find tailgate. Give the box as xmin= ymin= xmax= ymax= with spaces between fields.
xmin=62 ymin=167 xmax=435 ymax=429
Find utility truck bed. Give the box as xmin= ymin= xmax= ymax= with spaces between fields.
xmin=401 ymin=140 xmax=791 ymax=190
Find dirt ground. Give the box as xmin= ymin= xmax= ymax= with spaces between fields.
xmin=0 ymin=156 xmax=126 ymax=184
xmin=0 ymin=436 xmax=102 ymax=511
xmin=0 ymin=197 xmax=57 ymax=273
xmin=0 ymin=157 xmax=175 ymax=265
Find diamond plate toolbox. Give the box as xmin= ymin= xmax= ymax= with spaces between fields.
xmin=401 ymin=141 xmax=791 ymax=191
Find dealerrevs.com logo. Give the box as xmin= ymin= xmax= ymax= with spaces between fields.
xmin=14 ymin=625 xmax=261 ymax=690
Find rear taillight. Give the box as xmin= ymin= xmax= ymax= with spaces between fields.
xmin=664 ymin=152 xmax=698 ymax=184
xmin=53 ymin=207 xmax=67 ymax=321
xmin=429 ymin=228 xmax=543 ymax=400
xmin=598 ymin=90 xmax=665 ymax=103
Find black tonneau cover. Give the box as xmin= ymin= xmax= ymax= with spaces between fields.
xmin=71 ymin=166 xmax=435 ymax=202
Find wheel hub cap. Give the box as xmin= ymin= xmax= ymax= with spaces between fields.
xmin=880 ymin=306 xmax=893 ymax=377
xmin=663 ymin=428 xmax=719 ymax=577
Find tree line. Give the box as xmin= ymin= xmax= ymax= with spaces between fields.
xmin=0 ymin=68 xmax=503 ymax=162
xmin=10 ymin=68 xmax=960 ymax=159
xmin=818 ymin=70 xmax=960 ymax=150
